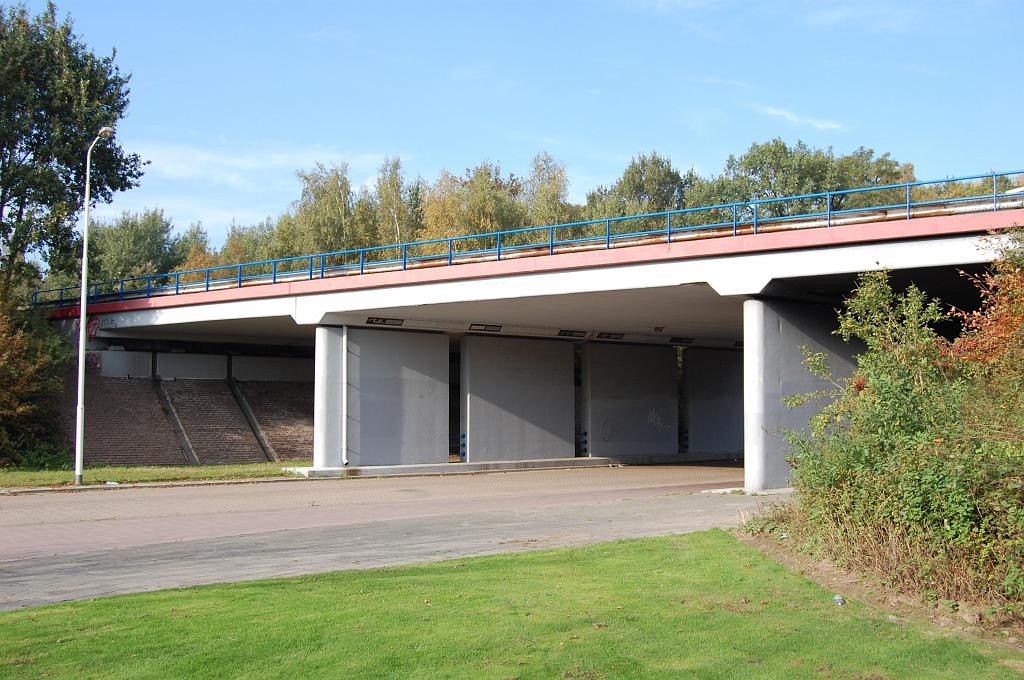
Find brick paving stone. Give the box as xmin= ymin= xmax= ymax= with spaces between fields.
xmin=0 ymin=466 xmax=761 ymax=610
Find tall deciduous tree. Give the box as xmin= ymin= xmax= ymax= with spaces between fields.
xmin=0 ymin=3 xmax=144 ymax=306
xmin=421 ymin=162 xmax=528 ymax=243
xmin=585 ymin=152 xmax=692 ymax=219
xmin=375 ymin=156 xmax=421 ymax=245
xmin=525 ymin=152 xmax=578 ymax=227
xmin=293 ymin=162 xmax=354 ymax=254
xmin=89 ymin=209 xmax=179 ymax=281
xmin=714 ymin=139 xmax=913 ymax=216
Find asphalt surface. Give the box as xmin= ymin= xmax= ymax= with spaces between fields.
xmin=0 ymin=465 xmax=764 ymax=610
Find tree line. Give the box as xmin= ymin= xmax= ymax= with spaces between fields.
xmin=60 ymin=140 xmax=918 ymax=287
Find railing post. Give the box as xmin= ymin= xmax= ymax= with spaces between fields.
xmin=119 ymin=280 xmax=125 ymax=301
xmin=732 ymin=205 xmax=737 ymax=236
xmin=402 ymin=244 xmax=408 ymax=270
xmin=753 ymin=203 xmax=759 ymax=234
xmin=549 ymin=227 xmax=555 ymax=255
xmin=272 ymin=261 xmax=278 ymax=284
xmin=994 ymin=173 xmax=999 ymax=210
xmin=58 ymin=288 xmax=63 ymax=307
xmin=146 ymin=276 xmax=152 ymax=298
xmin=359 ymin=249 xmax=365 ymax=274
xmin=666 ymin=213 xmax=672 ymax=243
xmin=308 ymin=256 xmax=314 ymax=280
xmin=237 ymin=264 xmax=242 ymax=288
xmin=826 ymin=193 xmax=832 ymax=227
xmin=496 ymin=232 xmax=502 ymax=261
xmin=605 ymin=220 xmax=611 ymax=248
xmin=448 ymin=239 xmax=454 ymax=265
xmin=320 ymin=255 xmax=325 ymax=279
xmin=906 ymin=184 xmax=911 ymax=219
xmin=175 ymin=272 xmax=180 ymax=294
xmin=205 ymin=270 xmax=210 ymax=292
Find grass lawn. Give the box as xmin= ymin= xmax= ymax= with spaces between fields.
xmin=0 ymin=460 xmax=310 ymax=488
xmin=2 ymin=531 xmax=1021 ymax=679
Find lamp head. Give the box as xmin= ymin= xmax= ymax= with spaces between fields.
xmin=97 ymin=126 xmax=115 ymax=139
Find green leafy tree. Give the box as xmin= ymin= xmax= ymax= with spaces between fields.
xmin=220 ymin=219 xmax=277 ymax=268
xmin=710 ymin=140 xmax=913 ymax=217
xmin=375 ymin=156 xmax=421 ymax=245
xmin=172 ymin=223 xmax=212 ymax=268
xmin=421 ymin=162 xmax=528 ymax=249
xmin=585 ymin=152 xmax=691 ymax=219
xmin=0 ymin=2 xmax=144 ymax=306
xmin=525 ymin=152 xmax=580 ymax=228
xmin=89 ymin=209 xmax=180 ymax=281
xmin=293 ymin=162 xmax=354 ymax=253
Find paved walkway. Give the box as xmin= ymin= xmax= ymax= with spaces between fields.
xmin=0 ymin=465 xmax=762 ymax=610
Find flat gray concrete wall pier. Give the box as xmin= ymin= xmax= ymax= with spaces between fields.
xmin=461 ymin=336 xmax=574 ymax=461
xmin=347 ymin=329 xmax=449 ymax=466
xmin=683 ymin=348 xmax=743 ymax=461
xmin=313 ymin=327 xmax=449 ymax=468
xmin=743 ymin=299 xmax=856 ymax=491
xmin=582 ymin=343 xmax=678 ymax=460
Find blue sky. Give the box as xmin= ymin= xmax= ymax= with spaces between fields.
xmin=28 ymin=0 xmax=1024 ymax=245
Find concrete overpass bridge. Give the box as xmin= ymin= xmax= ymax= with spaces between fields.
xmin=40 ymin=171 xmax=1024 ymax=490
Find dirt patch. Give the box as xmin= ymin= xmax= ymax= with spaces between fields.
xmin=734 ymin=529 xmax=1024 ymax=652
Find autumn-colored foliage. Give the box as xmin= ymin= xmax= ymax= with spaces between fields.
xmin=949 ymin=245 xmax=1024 ymax=366
xmin=0 ymin=309 xmax=69 ymax=467
xmin=776 ymin=233 xmax=1024 ymax=614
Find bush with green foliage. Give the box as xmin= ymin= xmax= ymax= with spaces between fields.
xmin=0 ymin=308 xmax=70 ymax=468
xmin=778 ymin=238 xmax=1024 ymax=611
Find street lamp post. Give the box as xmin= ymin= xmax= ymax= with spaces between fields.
xmin=74 ymin=126 xmax=115 ymax=486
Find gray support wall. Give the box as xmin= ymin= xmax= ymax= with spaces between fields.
xmin=97 ymin=350 xmax=152 ymax=378
xmin=232 ymin=356 xmax=314 ymax=381
xmin=461 ymin=336 xmax=574 ymax=461
xmin=156 ymin=353 xmax=227 ymax=379
xmin=743 ymin=299 xmax=857 ymax=491
xmin=582 ymin=343 xmax=679 ymax=460
xmin=683 ymin=348 xmax=743 ymax=460
xmin=347 ymin=328 xmax=449 ymax=466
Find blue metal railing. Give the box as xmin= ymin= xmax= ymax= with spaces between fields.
xmin=32 ymin=169 xmax=1024 ymax=307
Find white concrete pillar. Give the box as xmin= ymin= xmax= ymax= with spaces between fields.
xmin=312 ymin=326 xmax=347 ymax=468
xmin=743 ymin=299 xmax=770 ymax=491
xmin=743 ymin=298 xmax=857 ymax=491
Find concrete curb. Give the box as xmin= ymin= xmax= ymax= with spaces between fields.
xmin=0 ymin=460 xmax=634 ymax=496
xmin=0 ymin=475 xmax=314 ymax=496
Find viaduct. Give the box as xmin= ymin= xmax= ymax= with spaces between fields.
xmin=39 ymin=172 xmax=1024 ymax=490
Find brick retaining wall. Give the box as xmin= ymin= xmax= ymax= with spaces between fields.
xmin=59 ymin=366 xmax=190 ymax=466
xmin=237 ymin=381 xmax=314 ymax=460
xmin=162 ymin=380 xmax=266 ymax=464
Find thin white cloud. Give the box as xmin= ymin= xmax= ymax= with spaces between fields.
xmin=800 ymin=2 xmax=916 ymax=34
xmin=756 ymin=105 xmax=845 ymax=131
xmin=134 ymin=142 xmax=386 ymax=193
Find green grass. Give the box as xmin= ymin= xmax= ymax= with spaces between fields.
xmin=0 ymin=460 xmax=310 ymax=488
xmin=2 ymin=531 xmax=1021 ymax=679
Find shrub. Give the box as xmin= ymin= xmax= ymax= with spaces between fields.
xmin=774 ymin=238 xmax=1024 ymax=611
xmin=0 ymin=308 xmax=71 ymax=468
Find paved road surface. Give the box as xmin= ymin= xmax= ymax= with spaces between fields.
xmin=0 ymin=465 xmax=765 ymax=610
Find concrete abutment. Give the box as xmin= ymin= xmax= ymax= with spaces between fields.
xmin=742 ymin=298 xmax=857 ymax=491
